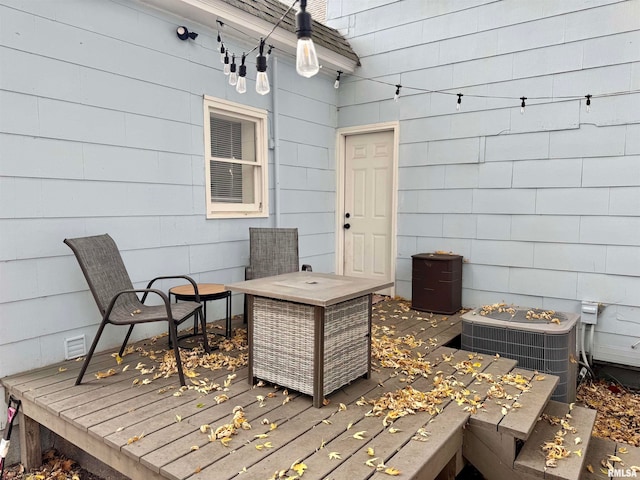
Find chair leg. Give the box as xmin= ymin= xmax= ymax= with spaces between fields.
xmin=119 ymin=324 xmax=135 ymax=357
xmin=169 ymin=323 xmax=186 ymax=386
xmin=76 ymin=321 xmax=108 ymax=385
xmin=198 ymin=308 xmax=210 ymax=353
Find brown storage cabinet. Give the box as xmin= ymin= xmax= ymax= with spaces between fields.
xmin=411 ymin=253 xmax=462 ymax=314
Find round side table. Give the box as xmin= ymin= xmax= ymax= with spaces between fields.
xmin=169 ymin=283 xmax=232 ymax=346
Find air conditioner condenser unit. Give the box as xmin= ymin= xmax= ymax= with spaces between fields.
xmin=461 ymin=307 xmax=579 ymax=403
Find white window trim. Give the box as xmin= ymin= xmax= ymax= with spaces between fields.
xmin=203 ymin=96 xmax=269 ymax=219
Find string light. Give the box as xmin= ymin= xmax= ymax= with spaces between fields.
xmin=213 ymin=1 xmax=636 ymax=109
xmin=217 ymin=21 xmax=226 ymax=63
xmin=236 ymin=54 xmax=247 ymax=94
xmin=229 ymin=54 xmax=238 ymax=85
xmin=213 ymin=0 xmax=297 ymax=94
xmin=295 ymin=0 xmax=319 ymax=78
xmin=223 ymin=50 xmax=230 ymax=75
xmin=394 ymin=84 xmax=401 ymax=102
xmin=255 ymin=39 xmax=270 ymax=95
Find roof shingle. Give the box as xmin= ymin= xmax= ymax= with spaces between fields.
xmin=219 ymin=0 xmax=359 ymax=65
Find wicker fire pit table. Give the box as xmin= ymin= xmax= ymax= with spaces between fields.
xmin=226 ymin=271 xmax=393 ymax=407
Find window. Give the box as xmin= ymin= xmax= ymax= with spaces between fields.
xmin=203 ymin=96 xmax=268 ymax=218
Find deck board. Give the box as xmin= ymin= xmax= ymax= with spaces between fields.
xmin=582 ymin=436 xmax=616 ymax=480
xmin=2 ymin=300 xmax=561 ymax=480
xmin=515 ymin=400 xmax=597 ymax=480
xmin=498 ymin=368 xmax=560 ymax=440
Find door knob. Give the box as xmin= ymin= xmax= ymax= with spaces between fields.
xmin=344 ymin=223 xmax=351 ymax=229
xmin=345 ymin=213 xmax=351 ymax=218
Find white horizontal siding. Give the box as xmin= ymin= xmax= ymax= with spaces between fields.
xmin=330 ymin=0 xmax=640 ymax=367
xmin=0 ymin=0 xmax=340 ymax=391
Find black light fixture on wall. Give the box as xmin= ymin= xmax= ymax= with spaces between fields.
xmin=176 ymin=26 xmax=198 ymax=41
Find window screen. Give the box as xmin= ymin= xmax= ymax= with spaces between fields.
xmin=209 ymin=113 xmax=256 ymax=204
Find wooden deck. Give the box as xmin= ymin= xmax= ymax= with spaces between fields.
xmin=2 ymin=299 xmax=565 ymax=480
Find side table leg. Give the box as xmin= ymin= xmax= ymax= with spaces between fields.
xmin=247 ymin=295 xmax=255 ymax=386
xmin=226 ymin=291 xmax=232 ymax=338
xmin=313 ymin=306 xmax=325 ymax=408
xmin=366 ymin=293 xmax=372 ymax=380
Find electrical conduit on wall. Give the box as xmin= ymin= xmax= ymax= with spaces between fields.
xmin=272 ymin=57 xmax=281 ymax=227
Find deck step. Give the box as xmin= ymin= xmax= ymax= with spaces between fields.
xmin=497 ymin=369 xmax=559 ymax=441
xmin=514 ymin=400 xmax=597 ymax=480
xmin=582 ymin=437 xmax=640 ymax=480
xmin=469 ymin=367 xmax=559 ymax=442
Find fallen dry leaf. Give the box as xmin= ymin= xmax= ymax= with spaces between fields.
xmin=291 ymin=462 xmax=307 ymax=476
xmin=95 ymin=368 xmax=117 ymax=379
xmin=126 ymin=433 xmax=145 ymax=444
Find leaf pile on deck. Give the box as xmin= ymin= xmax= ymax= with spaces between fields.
xmin=540 ymin=404 xmax=580 ymax=468
xmin=96 ymin=327 xmax=248 ymax=393
xmin=367 ymin=300 xmax=534 ymax=427
xmin=200 ymin=405 xmax=252 ymax=447
xmin=578 ymin=379 xmax=640 ymax=447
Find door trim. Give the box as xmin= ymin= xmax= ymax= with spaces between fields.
xmin=335 ymin=122 xmax=399 ymax=296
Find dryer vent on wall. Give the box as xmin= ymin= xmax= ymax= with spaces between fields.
xmin=64 ymin=334 xmax=86 ymax=360
xmin=461 ymin=308 xmax=579 ymax=403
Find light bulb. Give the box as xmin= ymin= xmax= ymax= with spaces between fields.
xmin=236 ymin=76 xmax=246 ymax=94
xmin=229 ymin=56 xmax=237 ymax=85
xmin=456 ymin=93 xmax=463 ymax=111
xmin=296 ymin=38 xmax=319 ymax=78
xmin=295 ymin=4 xmax=319 ymax=78
xmin=223 ymin=51 xmax=230 ymax=75
xmin=236 ymin=60 xmax=247 ymax=94
xmin=334 ymin=79 xmax=340 ymax=89
xmin=256 ymin=42 xmax=270 ymax=95
xmin=256 ymin=71 xmax=270 ymax=95
xmin=520 ymin=96 xmax=526 ymax=114
xmin=220 ymin=45 xmax=226 ymax=63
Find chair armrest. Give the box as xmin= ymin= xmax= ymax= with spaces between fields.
xmin=144 ymin=275 xmax=200 ymax=303
xmin=301 ymin=264 xmax=312 ymax=272
xmin=104 ymin=288 xmax=173 ymax=324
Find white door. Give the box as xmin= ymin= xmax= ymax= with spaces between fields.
xmin=343 ymin=131 xmax=394 ymax=294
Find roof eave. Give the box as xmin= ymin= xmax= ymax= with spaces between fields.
xmin=139 ymin=0 xmax=359 ymax=74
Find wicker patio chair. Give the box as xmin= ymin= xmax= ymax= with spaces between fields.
xmin=64 ymin=234 xmax=209 ymax=387
xmin=244 ymin=227 xmax=312 ymax=320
